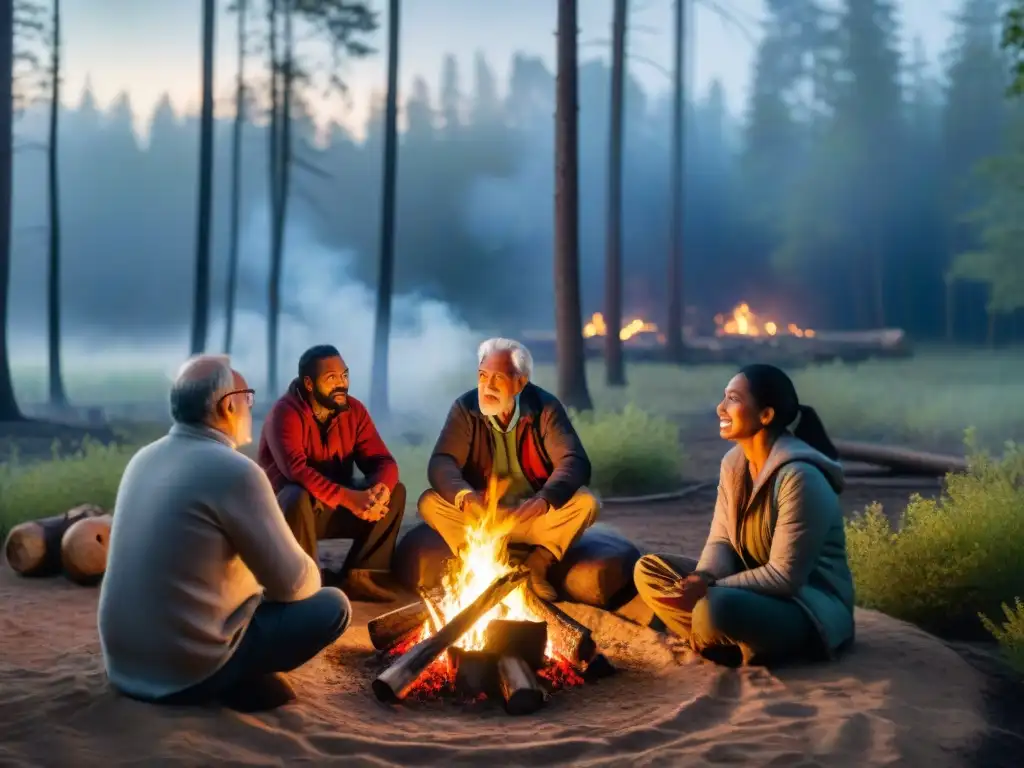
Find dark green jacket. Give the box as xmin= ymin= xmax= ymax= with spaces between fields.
xmin=696 ymin=434 xmax=856 ymax=655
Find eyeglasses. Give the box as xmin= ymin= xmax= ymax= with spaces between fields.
xmin=219 ymin=388 xmax=255 ymax=408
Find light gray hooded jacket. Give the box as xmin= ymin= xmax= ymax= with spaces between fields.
xmin=695 ymin=434 xmax=856 ymax=655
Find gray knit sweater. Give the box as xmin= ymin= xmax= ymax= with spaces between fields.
xmin=97 ymin=423 xmax=320 ymax=700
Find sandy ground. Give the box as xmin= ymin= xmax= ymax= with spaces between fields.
xmin=1 ymin=475 xmax=1019 ymax=768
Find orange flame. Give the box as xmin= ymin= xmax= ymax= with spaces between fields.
xmin=582 ymin=312 xmax=658 ymax=341
xmin=713 ymin=303 xmax=815 ymax=338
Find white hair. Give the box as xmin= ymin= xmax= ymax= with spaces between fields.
xmin=169 ymin=354 xmax=236 ymax=424
xmin=477 ymin=337 xmax=533 ymax=380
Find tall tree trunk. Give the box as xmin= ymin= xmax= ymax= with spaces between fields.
xmin=554 ymin=0 xmax=592 ymax=412
xmin=224 ymin=0 xmax=246 ymax=354
xmin=665 ymin=0 xmax=686 ymax=362
xmin=0 ymin=0 xmax=22 ymax=420
xmin=46 ymin=0 xmax=66 ymax=408
xmin=191 ymin=0 xmax=216 ymax=355
xmin=266 ymin=0 xmax=285 ymax=394
xmin=370 ymin=0 xmax=400 ymax=420
xmin=603 ymin=0 xmax=626 ymax=387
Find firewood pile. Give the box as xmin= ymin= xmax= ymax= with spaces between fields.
xmin=4 ymin=504 xmax=111 ymax=585
xmin=369 ymin=569 xmax=615 ymax=716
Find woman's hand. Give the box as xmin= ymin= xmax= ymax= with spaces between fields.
xmin=653 ymin=574 xmax=711 ymax=613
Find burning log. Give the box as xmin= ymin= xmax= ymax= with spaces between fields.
xmin=372 ymin=568 xmax=529 ymax=703
xmin=4 ymin=504 xmax=105 ymax=577
xmin=834 ymin=439 xmax=968 ymax=477
xmin=522 ymin=589 xmax=597 ymax=665
xmin=485 ymin=619 xmax=548 ymax=670
xmin=497 ymin=655 xmax=546 ymax=715
xmin=449 ymin=648 xmax=498 ymax=697
xmin=368 ymin=601 xmax=430 ymax=652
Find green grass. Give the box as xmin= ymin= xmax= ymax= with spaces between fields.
xmin=530 ymin=348 xmax=1024 ymax=449
xmin=846 ymin=436 xmax=1024 ymax=638
xmin=981 ymin=598 xmax=1024 ymax=673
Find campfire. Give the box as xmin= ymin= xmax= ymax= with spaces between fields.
xmin=370 ymin=477 xmax=614 ymax=715
xmin=582 ymin=311 xmax=660 ymax=342
xmin=714 ymin=302 xmax=815 ymax=338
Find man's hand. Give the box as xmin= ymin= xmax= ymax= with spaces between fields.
xmin=459 ymin=492 xmax=487 ymax=524
xmin=514 ymin=496 xmax=549 ymax=524
xmin=365 ymin=482 xmax=391 ymax=520
xmin=348 ymin=486 xmax=389 ymax=522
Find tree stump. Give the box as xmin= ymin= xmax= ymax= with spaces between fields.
xmin=61 ymin=515 xmax=112 ymax=586
xmin=3 ymin=504 xmax=106 ymax=576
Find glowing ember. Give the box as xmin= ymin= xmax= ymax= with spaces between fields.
xmin=582 ymin=312 xmax=658 ymax=341
xmin=714 ymin=302 xmax=815 ymax=338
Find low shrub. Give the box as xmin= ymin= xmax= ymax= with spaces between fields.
xmin=981 ymin=598 xmax=1024 ymax=673
xmin=569 ymin=404 xmax=683 ymax=497
xmin=846 ymin=435 xmax=1024 ymax=638
xmin=0 ymin=405 xmax=685 ymax=539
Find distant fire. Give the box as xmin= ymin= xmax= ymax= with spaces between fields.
xmin=714 ymin=302 xmax=815 ymax=338
xmin=582 ymin=312 xmax=659 ymax=341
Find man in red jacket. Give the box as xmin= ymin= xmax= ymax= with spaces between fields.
xmin=258 ymin=345 xmax=405 ymax=602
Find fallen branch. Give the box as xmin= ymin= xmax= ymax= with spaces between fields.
xmin=834 ymin=439 xmax=968 ymax=477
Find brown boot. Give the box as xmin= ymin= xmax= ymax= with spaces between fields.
xmin=340 ymin=569 xmax=399 ymax=603
xmin=524 ymin=547 xmax=558 ymax=602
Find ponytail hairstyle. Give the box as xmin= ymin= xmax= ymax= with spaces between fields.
xmin=737 ymin=363 xmax=838 ymax=460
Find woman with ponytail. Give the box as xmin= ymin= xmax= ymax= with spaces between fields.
xmin=634 ymin=364 xmax=855 ymax=666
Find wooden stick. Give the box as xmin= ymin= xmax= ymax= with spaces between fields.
xmin=4 ymin=504 xmax=105 ymax=576
xmin=522 ymin=588 xmax=596 ymax=665
xmin=368 ymin=601 xmax=429 ymax=652
xmin=834 ymin=439 xmax=967 ymax=476
xmin=497 ymin=655 xmax=546 ymax=715
xmin=372 ymin=568 xmax=528 ymax=703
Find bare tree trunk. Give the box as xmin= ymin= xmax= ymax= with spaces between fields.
xmin=191 ymin=0 xmax=215 ymax=355
xmin=370 ymin=0 xmax=400 ymax=421
xmin=0 ymin=0 xmax=22 ymax=420
xmin=665 ymin=0 xmax=686 ymax=362
xmin=554 ymin=0 xmax=592 ymax=412
xmin=46 ymin=0 xmax=66 ymax=408
xmin=224 ymin=0 xmax=246 ymax=354
xmin=603 ymin=0 xmax=626 ymax=387
xmin=266 ymin=0 xmax=283 ymax=394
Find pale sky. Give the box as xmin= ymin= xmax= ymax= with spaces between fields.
xmin=60 ymin=0 xmax=960 ymax=137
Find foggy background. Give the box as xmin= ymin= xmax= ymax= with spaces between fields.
xmin=8 ymin=0 xmax=1010 ymax=406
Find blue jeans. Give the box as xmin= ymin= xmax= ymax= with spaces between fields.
xmin=160 ymin=587 xmax=351 ymax=705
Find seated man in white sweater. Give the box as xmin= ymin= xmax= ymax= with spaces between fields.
xmin=98 ymin=355 xmax=350 ymax=712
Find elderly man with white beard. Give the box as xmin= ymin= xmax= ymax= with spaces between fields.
xmin=418 ymin=338 xmax=600 ymax=600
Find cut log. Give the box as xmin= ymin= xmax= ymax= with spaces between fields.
xmin=368 ymin=601 xmax=430 ymax=652
xmin=4 ymin=504 xmax=106 ymax=577
xmin=372 ymin=568 xmax=528 ymax=702
xmin=522 ymin=588 xmax=596 ymax=665
xmin=834 ymin=439 xmax=968 ymax=477
xmin=61 ymin=515 xmax=112 ymax=586
xmin=484 ymin=619 xmax=548 ymax=670
xmin=449 ymin=648 xmax=498 ymax=697
xmin=497 ymin=655 xmax=546 ymax=715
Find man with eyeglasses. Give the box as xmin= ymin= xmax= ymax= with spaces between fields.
xmin=98 ymin=355 xmax=348 ymax=713
xmin=258 ymin=345 xmax=405 ymax=603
